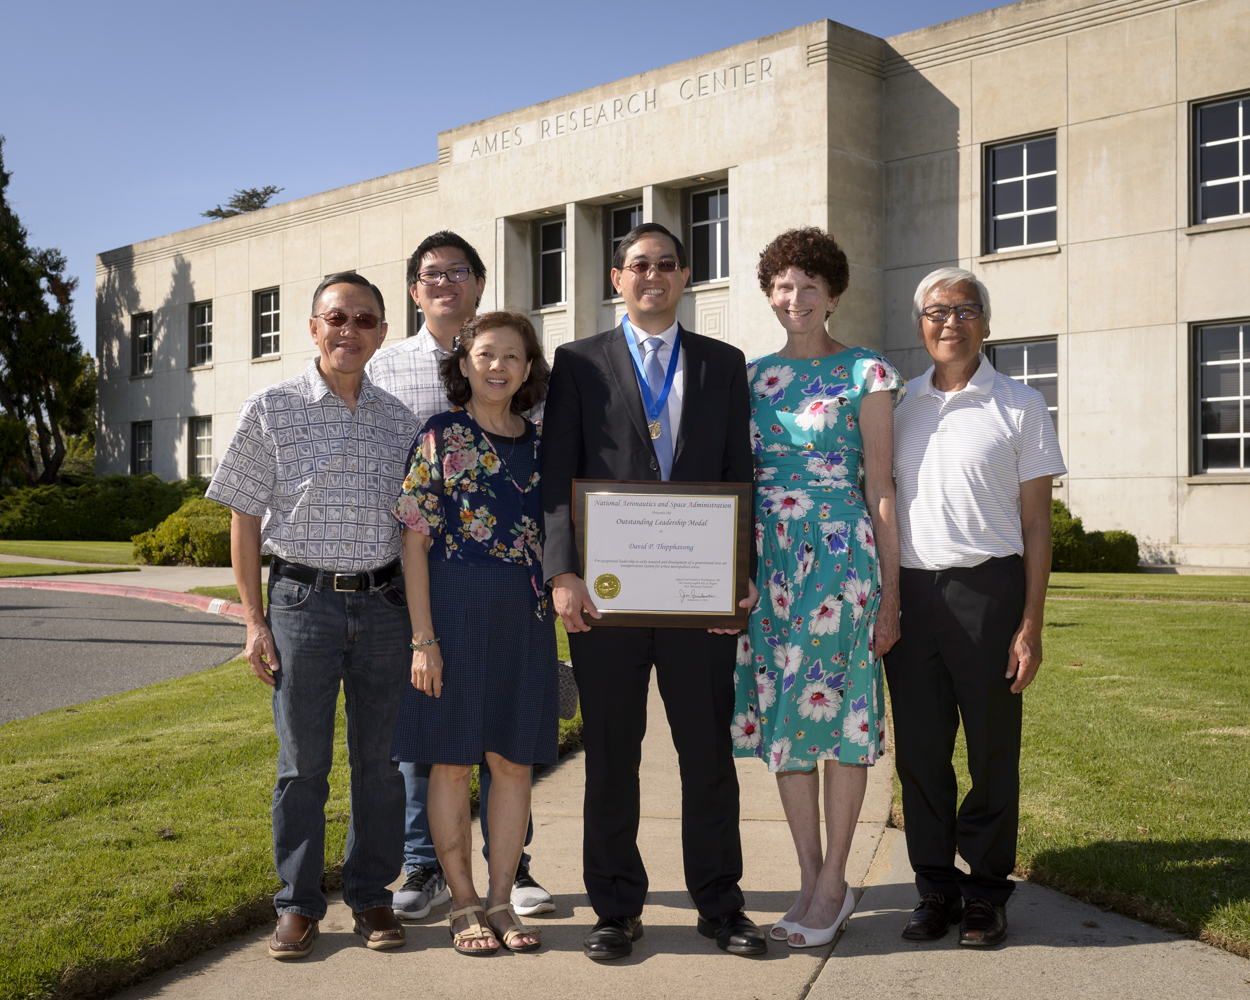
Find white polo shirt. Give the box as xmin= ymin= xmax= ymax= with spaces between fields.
xmin=893 ymin=354 xmax=1066 ymax=571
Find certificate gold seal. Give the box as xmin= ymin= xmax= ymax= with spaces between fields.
xmin=593 ymin=573 xmax=621 ymax=600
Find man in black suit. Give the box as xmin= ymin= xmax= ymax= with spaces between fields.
xmin=542 ymin=223 xmax=765 ymax=961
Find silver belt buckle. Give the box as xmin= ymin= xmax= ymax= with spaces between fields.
xmin=333 ymin=573 xmax=356 ymax=592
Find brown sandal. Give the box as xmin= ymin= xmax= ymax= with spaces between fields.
xmin=485 ymin=902 xmax=542 ymax=953
xmin=448 ymin=904 xmax=499 ymax=957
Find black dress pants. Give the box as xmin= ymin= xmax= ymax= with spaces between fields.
xmin=883 ymin=555 xmax=1025 ymax=906
xmin=569 ymin=625 xmax=745 ymax=919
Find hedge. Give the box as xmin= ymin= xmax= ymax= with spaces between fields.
xmin=0 ymin=475 xmax=208 ymax=542
xmin=132 ymin=498 xmax=232 ymax=566
xmin=1052 ymin=499 xmax=1140 ymax=573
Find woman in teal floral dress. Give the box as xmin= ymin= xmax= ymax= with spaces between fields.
xmin=732 ymin=229 xmax=904 ymax=949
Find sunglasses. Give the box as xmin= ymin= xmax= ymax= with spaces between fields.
xmin=619 ymin=259 xmax=681 ymax=275
xmin=313 ymin=310 xmax=382 ymax=330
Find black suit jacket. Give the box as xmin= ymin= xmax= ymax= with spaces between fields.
xmin=541 ymin=322 xmax=754 ymax=585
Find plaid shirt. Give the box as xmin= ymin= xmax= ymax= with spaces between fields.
xmin=365 ymin=326 xmax=453 ymax=426
xmin=206 ymin=360 xmax=420 ymax=572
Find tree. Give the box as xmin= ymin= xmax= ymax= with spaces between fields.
xmin=0 ymin=135 xmax=95 ymax=485
xmin=202 ymin=185 xmax=285 ymax=219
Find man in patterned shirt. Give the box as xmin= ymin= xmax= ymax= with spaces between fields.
xmin=365 ymin=231 xmax=555 ymax=922
xmin=208 ymin=272 xmax=418 ymax=960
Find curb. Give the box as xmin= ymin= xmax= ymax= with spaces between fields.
xmin=0 ymin=578 xmax=247 ymax=620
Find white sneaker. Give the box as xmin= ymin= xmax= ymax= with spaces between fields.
xmin=511 ymin=865 xmax=555 ymax=916
xmin=392 ymin=866 xmax=449 ymax=920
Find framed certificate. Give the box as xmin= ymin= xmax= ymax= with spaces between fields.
xmin=572 ymin=479 xmax=752 ymax=628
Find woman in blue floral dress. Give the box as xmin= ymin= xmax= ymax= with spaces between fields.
xmin=391 ymin=312 xmax=555 ymax=956
xmin=732 ymin=230 xmax=904 ymax=949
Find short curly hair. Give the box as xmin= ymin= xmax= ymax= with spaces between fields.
xmin=757 ymin=228 xmax=849 ymax=300
xmin=440 ymin=311 xmax=550 ymax=414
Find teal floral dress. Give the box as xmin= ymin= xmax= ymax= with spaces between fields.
xmin=731 ymin=348 xmax=904 ymax=772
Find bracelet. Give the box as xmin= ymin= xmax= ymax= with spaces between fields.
xmin=409 ymin=637 xmax=439 ymax=650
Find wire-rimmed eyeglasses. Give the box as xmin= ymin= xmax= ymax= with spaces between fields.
xmin=921 ymin=303 xmax=984 ymax=323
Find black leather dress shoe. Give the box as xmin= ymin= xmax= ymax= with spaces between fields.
xmin=901 ymin=893 xmax=964 ymax=940
xmin=583 ymin=915 xmax=643 ymax=960
xmin=959 ymin=899 xmax=1007 ymax=946
xmin=697 ymin=909 xmax=768 ymax=955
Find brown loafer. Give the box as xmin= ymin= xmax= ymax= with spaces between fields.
xmin=901 ymin=893 xmax=963 ymax=940
xmin=959 ymin=899 xmax=1007 ymax=947
xmin=268 ymin=912 xmax=319 ymax=959
xmin=354 ymin=905 xmax=406 ymax=950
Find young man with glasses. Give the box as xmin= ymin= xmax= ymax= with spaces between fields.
xmin=887 ymin=268 xmax=1065 ymax=948
xmin=542 ymin=223 xmax=765 ymax=961
xmin=209 ymin=273 xmax=418 ymax=959
xmin=365 ymin=231 xmax=554 ymax=923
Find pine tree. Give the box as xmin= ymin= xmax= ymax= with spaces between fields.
xmin=202 ymin=185 xmax=284 ymax=219
xmin=0 ymin=135 xmax=95 ymax=485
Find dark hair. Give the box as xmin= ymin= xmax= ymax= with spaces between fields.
xmin=406 ymin=230 xmax=487 ymax=293
xmin=311 ymin=272 xmax=386 ymax=320
xmin=440 ymin=311 xmax=549 ymax=414
xmin=757 ymin=228 xmax=849 ymax=301
xmin=612 ymin=223 xmax=688 ymax=271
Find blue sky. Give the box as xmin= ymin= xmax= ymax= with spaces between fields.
xmin=3 ymin=0 xmax=1000 ymax=351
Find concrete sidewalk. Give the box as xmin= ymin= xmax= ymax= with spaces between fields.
xmin=8 ymin=561 xmax=257 ymax=592
xmin=112 ymin=676 xmax=1250 ymax=1000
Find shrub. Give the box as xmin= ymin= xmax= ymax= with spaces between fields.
xmin=1088 ymin=529 xmax=1140 ymax=573
xmin=1051 ymin=499 xmax=1091 ymax=572
xmin=132 ymin=498 xmax=232 ymax=566
xmin=0 ymin=475 xmax=208 ymax=541
xmin=1051 ymin=500 xmax=1139 ymax=573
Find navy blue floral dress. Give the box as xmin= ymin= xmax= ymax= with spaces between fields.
xmin=390 ymin=407 xmax=558 ymax=767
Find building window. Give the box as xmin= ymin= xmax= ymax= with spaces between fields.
xmin=132 ymin=422 xmax=153 ymax=476
xmin=132 ymin=313 xmax=154 ymax=375
xmin=536 ymin=219 xmax=566 ymax=307
xmin=255 ymin=288 xmax=280 ymax=357
xmin=191 ymin=301 xmax=212 ymax=366
xmin=986 ymin=135 xmax=1057 ymax=252
xmin=606 ymin=202 xmax=644 ymax=296
xmin=1195 ymin=96 xmax=1248 ymax=223
xmin=407 ymin=294 xmax=425 ymax=338
xmin=190 ymin=416 xmax=213 ymax=477
xmin=1195 ymin=323 xmax=1249 ymax=472
xmin=690 ymin=186 xmax=729 ymax=283
xmin=989 ymin=339 xmax=1058 ymax=433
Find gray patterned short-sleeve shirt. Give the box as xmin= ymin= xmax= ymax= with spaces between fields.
xmin=206 ymin=360 xmax=420 ymax=572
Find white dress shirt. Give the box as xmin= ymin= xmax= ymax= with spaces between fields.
xmin=625 ymin=317 xmax=684 ymax=438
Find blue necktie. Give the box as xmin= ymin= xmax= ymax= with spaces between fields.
xmin=643 ymin=336 xmax=673 ymax=481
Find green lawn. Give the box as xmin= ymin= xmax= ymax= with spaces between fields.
xmin=0 ymin=648 xmax=581 ymax=1000
xmin=0 ymin=540 xmax=135 ymax=564
xmin=905 ymin=576 xmax=1250 ymax=958
xmin=0 ymin=563 xmax=138 ymax=578
xmin=1048 ymin=571 xmax=1250 ymax=603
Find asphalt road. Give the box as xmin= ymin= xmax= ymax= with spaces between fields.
xmin=0 ymin=589 xmax=245 ymax=724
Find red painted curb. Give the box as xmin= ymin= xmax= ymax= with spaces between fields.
xmin=0 ymin=578 xmax=247 ymax=620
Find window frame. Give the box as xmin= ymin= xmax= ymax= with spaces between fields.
xmin=131 ymin=312 xmax=154 ymax=376
xmin=1192 ymin=93 xmax=1250 ymax=225
xmin=988 ymin=339 xmax=1059 ymax=434
xmin=1192 ymin=319 xmax=1250 ymax=474
xmin=688 ymin=184 xmax=730 ymax=285
xmin=983 ymin=133 xmax=1059 ymax=254
xmin=189 ymin=416 xmax=213 ymax=477
xmin=604 ymin=201 xmax=644 ymax=298
xmin=254 ymin=288 xmax=281 ymax=358
xmin=190 ymin=300 xmax=213 ymax=367
xmin=534 ymin=217 xmax=567 ymax=308
xmin=131 ymin=421 xmax=153 ymax=476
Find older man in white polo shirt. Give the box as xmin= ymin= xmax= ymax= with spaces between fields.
xmin=887 ymin=267 xmax=1065 ymax=948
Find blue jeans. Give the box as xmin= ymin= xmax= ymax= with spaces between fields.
xmin=401 ymin=760 xmax=534 ymax=873
xmin=267 ymin=574 xmax=410 ymax=919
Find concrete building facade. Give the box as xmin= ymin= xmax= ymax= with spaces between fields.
xmin=95 ymin=0 xmax=1250 ymax=568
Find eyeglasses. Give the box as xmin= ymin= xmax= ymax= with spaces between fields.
xmin=619 ymin=259 xmax=681 ymax=275
xmin=417 ymin=267 xmax=473 ymax=285
xmin=921 ymin=303 xmax=984 ymax=323
xmin=313 ymin=310 xmax=381 ymax=330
